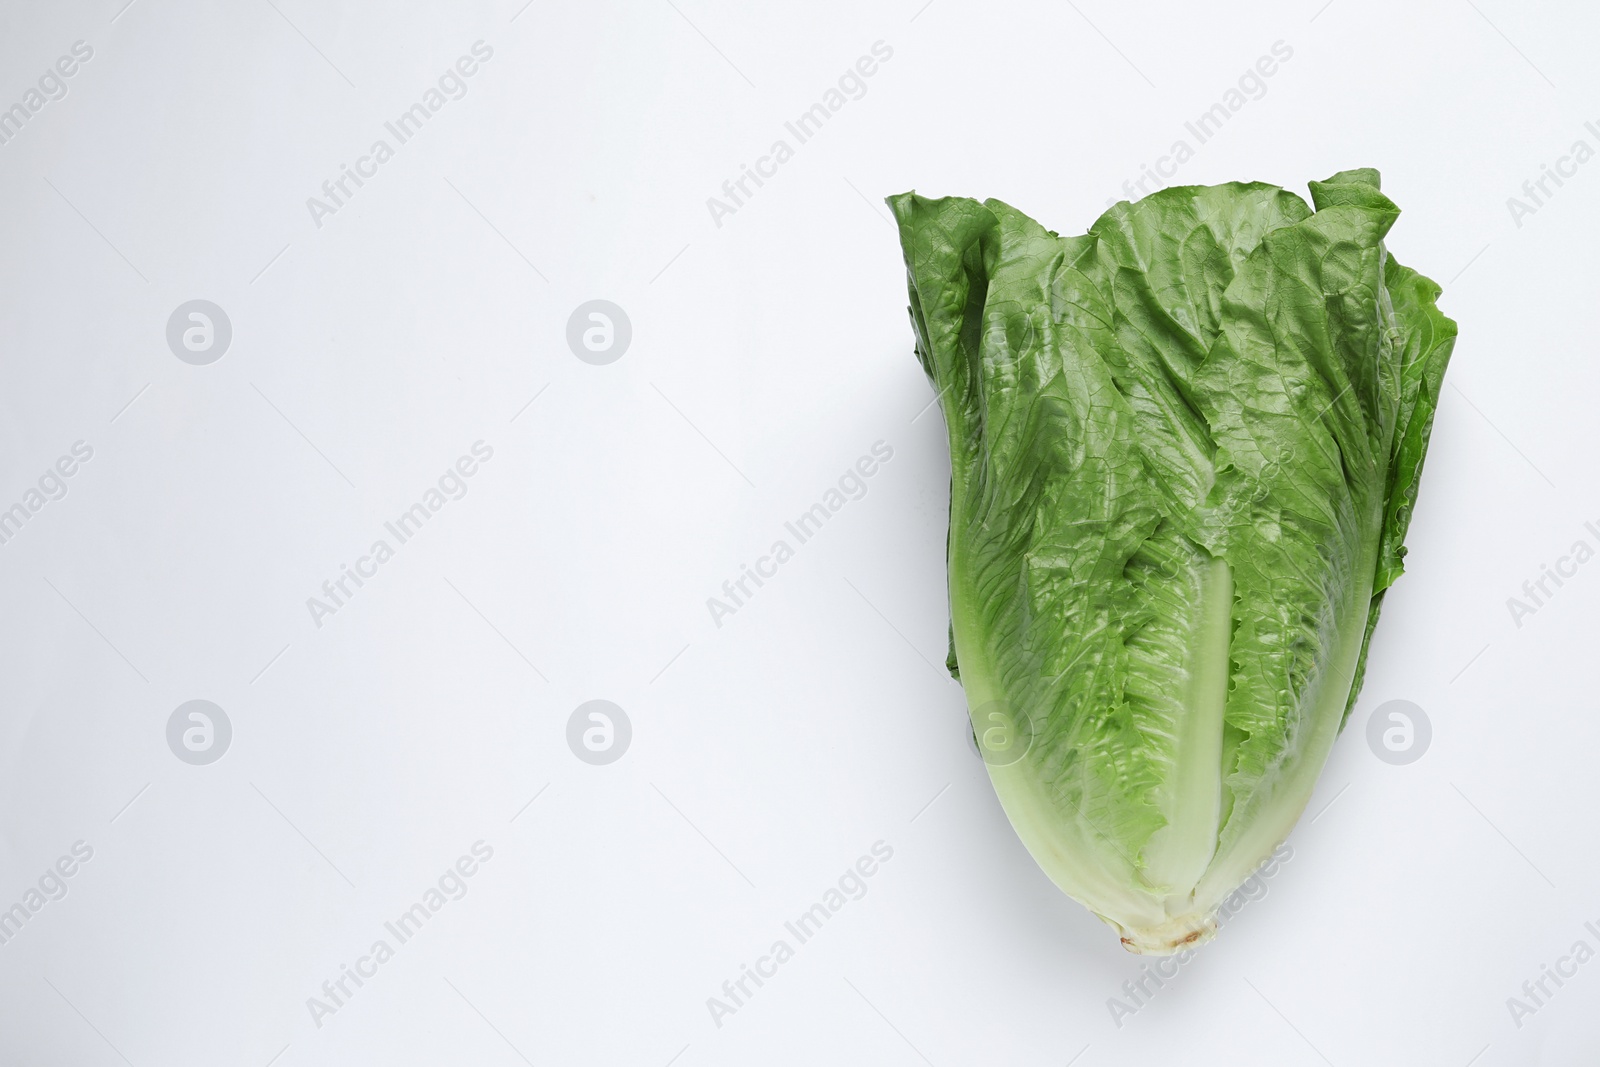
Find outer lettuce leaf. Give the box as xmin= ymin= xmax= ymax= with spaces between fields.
xmin=1342 ymin=253 xmax=1458 ymax=727
xmin=891 ymin=170 xmax=1454 ymax=952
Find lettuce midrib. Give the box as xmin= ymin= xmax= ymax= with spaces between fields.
xmin=946 ymin=433 xmax=1384 ymax=909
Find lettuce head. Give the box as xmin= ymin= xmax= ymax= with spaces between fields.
xmin=889 ymin=170 xmax=1455 ymax=953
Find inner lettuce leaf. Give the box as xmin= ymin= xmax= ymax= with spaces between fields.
xmin=890 ymin=170 xmax=1455 ymax=953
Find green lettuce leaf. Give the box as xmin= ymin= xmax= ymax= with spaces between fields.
xmin=890 ymin=170 xmax=1454 ymax=953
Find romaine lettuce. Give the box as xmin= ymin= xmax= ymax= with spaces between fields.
xmin=890 ymin=170 xmax=1455 ymax=953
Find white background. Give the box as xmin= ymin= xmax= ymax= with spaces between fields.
xmin=0 ymin=0 xmax=1596 ymax=1064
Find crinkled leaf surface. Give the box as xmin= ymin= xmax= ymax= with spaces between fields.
xmin=890 ymin=170 xmax=1455 ymax=951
